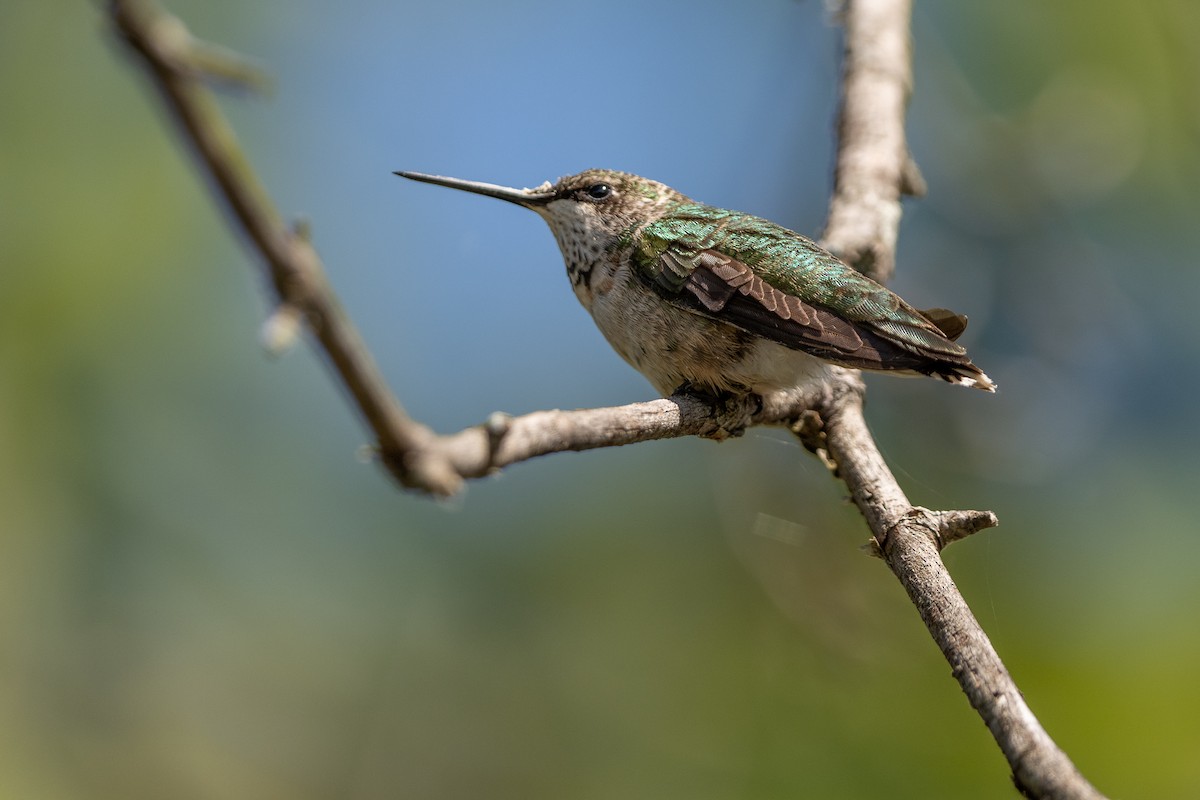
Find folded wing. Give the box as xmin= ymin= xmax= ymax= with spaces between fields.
xmin=650 ymin=247 xmax=995 ymax=391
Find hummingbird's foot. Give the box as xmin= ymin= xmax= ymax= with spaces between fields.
xmin=672 ymin=382 xmax=763 ymax=441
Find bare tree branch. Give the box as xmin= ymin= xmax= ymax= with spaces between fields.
xmin=814 ymin=3 xmax=1106 ymax=797
xmin=822 ymin=0 xmax=924 ymax=283
xmin=821 ymin=390 xmax=1102 ymax=799
xmin=107 ymin=0 xmax=1108 ymax=796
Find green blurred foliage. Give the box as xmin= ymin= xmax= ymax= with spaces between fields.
xmin=1 ymin=0 xmax=1198 ymax=798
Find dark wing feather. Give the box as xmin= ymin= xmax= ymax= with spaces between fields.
xmin=669 ymin=251 xmax=951 ymax=369
xmin=633 ymin=205 xmax=993 ymax=389
xmin=654 ymin=249 xmax=992 ymax=387
xmin=918 ymin=307 xmax=969 ymax=341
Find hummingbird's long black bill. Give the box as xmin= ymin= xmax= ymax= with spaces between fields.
xmin=395 ymin=171 xmax=554 ymax=207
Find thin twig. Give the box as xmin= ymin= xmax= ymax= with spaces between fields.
xmin=107 ymin=0 xmax=1108 ymax=796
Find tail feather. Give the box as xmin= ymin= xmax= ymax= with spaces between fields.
xmin=933 ymin=362 xmax=997 ymax=392
xmin=918 ymin=307 xmax=969 ymax=342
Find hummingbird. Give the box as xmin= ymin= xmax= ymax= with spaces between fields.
xmin=396 ymin=169 xmax=995 ymax=405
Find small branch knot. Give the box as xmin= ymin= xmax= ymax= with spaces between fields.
xmin=484 ymin=411 xmax=512 ymax=439
xmin=482 ymin=411 xmax=513 ymax=472
xmin=866 ymin=506 xmax=1000 ymax=555
xmin=934 ymin=508 xmax=1000 ymax=547
xmin=260 ymin=303 xmax=303 ymax=356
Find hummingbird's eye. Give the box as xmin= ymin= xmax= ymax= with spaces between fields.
xmin=584 ymin=183 xmax=613 ymax=201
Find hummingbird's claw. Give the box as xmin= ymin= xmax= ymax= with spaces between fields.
xmin=672 ymin=383 xmax=761 ymax=441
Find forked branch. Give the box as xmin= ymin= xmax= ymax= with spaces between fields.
xmin=107 ymin=0 xmax=1106 ymax=796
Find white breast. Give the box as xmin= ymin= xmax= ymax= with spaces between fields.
xmin=585 ymin=263 xmax=830 ymax=397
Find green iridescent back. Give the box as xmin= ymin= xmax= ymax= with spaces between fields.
xmin=630 ymin=202 xmax=966 ymax=358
